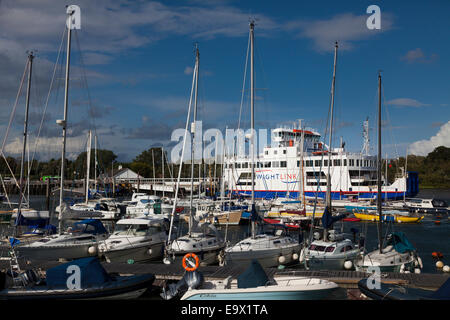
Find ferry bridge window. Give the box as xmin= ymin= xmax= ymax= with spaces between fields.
xmin=297 ymin=160 xmax=300 ymax=167
xmin=356 ymin=159 xmax=360 ymax=166
xmin=236 ymin=163 xmax=241 ymax=168
xmin=264 ymin=162 xmax=271 ymax=168
xmin=242 ymin=162 xmax=248 ymax=168
xmin=283 ymin=149 xmax=287 ymax=154
xmin=344 ymin=159 xmax=347 ymax=166
xmin=334 ymin=159 xmax=341 ymax=166
xmin=315 ymin=160 xmax=321 ymax=167
xmin=272 ymin=161 xmax=280 ymax=167
xmin=280 ymin=161 xmax=287 ymax=168
xmin=274 ymin=150 xmax=278 ymax=155
xmin=349 ymin=159 xmax=354 ymax=166
xmin=324 ymin=160 xmax=328 ymax=167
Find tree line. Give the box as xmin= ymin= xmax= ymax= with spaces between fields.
xmin=0 ymin=147 xmax=223 ymax=182
xmin=1 ymin=146 xmax=448 ymax=189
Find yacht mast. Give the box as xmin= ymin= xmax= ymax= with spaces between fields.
xmin=58 ymin=8 xmax=74 ymax=234
xmin=377 ymin=72 xmax=383 ymax=253
xmin=85 ymin=130 xmax=92 ymax=203
xmin=15 ymin=52 xmax=34 ymax=232
xmin=162 ymin=147 xmax=165 ymax=198
xmin=94 ymin=134 xmax=97 ymax=192
xmin=325 ymin=41 xmax=338 ymax=210
xmin=189 ymin=44 xmax=199 ymax=236
xmin=250 ymin=20 xmax=256 ymax=239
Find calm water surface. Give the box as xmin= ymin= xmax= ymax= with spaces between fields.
xmin=1 ymin=189 xmax=449 ymax=275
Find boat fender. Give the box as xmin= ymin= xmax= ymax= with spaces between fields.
xmin=147 ymin=248 xmax=153 ymax=256
xmin=399 ymin=264 xmax=405 ymax=273
xmin=292 ymin=253 xmax=299 ymax=261
xmin=404 ymin=270 xmax=410 ymax=274
xmin=344 ymin=260 xmax=353 ymax=270
xmin=278 ymin=255 xmax=286 ymax=264
xmin=299 ymin=249 xmax=305 ymax=263
xmin=414 ymin=268 xmax=421 ymax=274
xmin=417 ymin=257 xmax=423 ymax=269
xmin=436 ymin=261 xmax=444 ymax=269
xmin=443 ymin=265 xmax=450 ymax=273
xmin=88 ymin=246 xmax=97 ymax=255
xmin=218 ymin=250 xmax=225 ymax=266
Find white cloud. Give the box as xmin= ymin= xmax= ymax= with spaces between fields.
xmin=386 ymin=98 xmax=431 ymax=108
xmin=409 ymin=121 xmax=450 ymax=156
xmin=401 ymin=48 xmax=438 ymax=63
xmin=286 ymin=12 xmax=394 ymax=52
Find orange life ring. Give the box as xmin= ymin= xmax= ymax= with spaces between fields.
xmin=182 ymin=253 xmax=200 ymax=271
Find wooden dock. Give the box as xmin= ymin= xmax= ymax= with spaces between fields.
xmin=1 ymin=259 xmax=448 ymax=291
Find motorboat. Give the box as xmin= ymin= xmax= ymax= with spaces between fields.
xmin=161 ymin=259 xmax=340 ymax=300
xmin=98 ymin=217 xmax=170 ymax=263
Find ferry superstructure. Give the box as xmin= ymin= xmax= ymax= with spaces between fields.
xmin=223 ymin=121 xmax=418 ymax=201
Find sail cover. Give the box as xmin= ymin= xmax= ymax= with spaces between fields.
xmin=321 ymin=206 xmax=346 ymax=229
xmin=46 ymin=257 xmax=111 ymax=289
xmin=387 ymin=232 xmax=416 ymax=253
xmin=237 ymin=259 xmax=269 ymax=289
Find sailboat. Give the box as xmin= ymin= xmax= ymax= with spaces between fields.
xmin=354 ymin=73 xmax=423 ymax=273
xmin=301 ymin=42 xmax=361 ymax=271
xmin=15 ymin=6 xmax=110 ymax=261
xmin=224 ymin=21 xmax=300 ymax=269
xmin=164 ymin=44 xmax=225 ymax=266
xmin=9 ymin=52 xmax=50 ymax=231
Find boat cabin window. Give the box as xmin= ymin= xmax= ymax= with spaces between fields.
xmin=113 ymin=224 xmax=159 ymax=236
xmin=340 ymin=245 xmax=354 ymax=253
xmin=309 ymin=244 xmax=326 ymax=251
xmin=140 ymin=199 xmax=155 ymax=205
xmin=280 ymin=161 xmax=287 ymax=168
xmin=72 ymin=223 xmax=98 ymax=234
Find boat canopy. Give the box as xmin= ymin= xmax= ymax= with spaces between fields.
xmin=237 ymin=259 xmax=269 ymax=289
xmin=386 ymin=232 xmax=416 ymax=254
xmin=46 ymin=257 xmax=111 ymax=289
xmin=72 ymin=219 xmax=107 ymax=234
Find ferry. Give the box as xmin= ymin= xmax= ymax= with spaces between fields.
xmin=223 ymin=120 xmax=419 ymax=201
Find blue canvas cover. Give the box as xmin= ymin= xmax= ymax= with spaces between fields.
xmin=387 ymin=232 xmax=416 ymax=253
xmin=237 ymin=260 xmax=269 ymax=289
xmin=431 ymin=278 xmax=450 ymax=300
xmin=46 ymin=257 xmax=111 ymax=289
xmin=321 ymin=206 xmax=346 ymax=229
xmin=73 ymin=219 xmax=107 ymax=234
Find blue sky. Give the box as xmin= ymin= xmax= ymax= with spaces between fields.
xmin=0 ymin=0 xmax=449 ymax=162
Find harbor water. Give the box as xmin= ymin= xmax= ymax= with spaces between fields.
xmin=1 ymin=189 xmax=448 ymax=274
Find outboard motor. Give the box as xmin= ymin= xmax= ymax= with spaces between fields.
xmin=160 ymin=270 xmax=204 ymax=300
